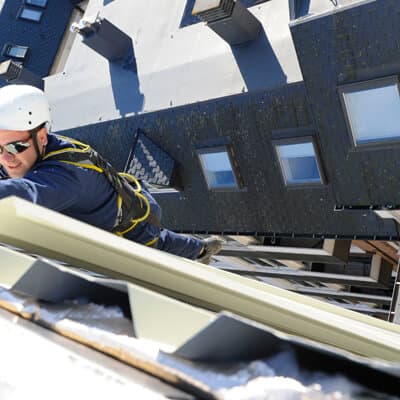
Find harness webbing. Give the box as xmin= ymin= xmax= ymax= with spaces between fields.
xmin=43 ymin=136 xmax=160 ymax=236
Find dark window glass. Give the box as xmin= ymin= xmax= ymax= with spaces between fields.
xmin=197 ymin=147 xmax=241 ymax=190
xmin=339 ymin=77 xmax=400 ymax=147
xmin=3 ymin=44 xmax=29 ymax=60
xmin=275 ymin=141 xmax=323 ymax=185
xmin=19 ymin=7 xmax=43 ymax=22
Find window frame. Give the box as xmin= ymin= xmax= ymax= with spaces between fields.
xmin=196 ymin=144 xmax=244 ymax=192
xmin=2 ymin=44 xmax=29 ymax=60
xmin=18 ymin=6 xmax=44 ymax=22
xmin=339 ymin=75 xmax=400 ymax=150
xmin=272 ymin=130 xmax=326 ymax=188
xmin=24 ymin=0 xmax=48 ymax=8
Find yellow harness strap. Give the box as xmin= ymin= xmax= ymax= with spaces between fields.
xmin=44 ymin=135 xmax=155 ymax=241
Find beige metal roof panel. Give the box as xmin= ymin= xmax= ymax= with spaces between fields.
xmin=0 ymin=244 xmax=215 ymax=350
xmin=0 ymin=245 xmax=38 ymax=288
xmin=0 ymin=197 xmax=399 ymax=361
xmin=2 ymin=284 xmax=399 ymax=399
xmin=126 ymin=283 xmax=214 ymax=348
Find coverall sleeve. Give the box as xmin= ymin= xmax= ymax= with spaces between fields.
xmin=0 ymin=164 xmax=82 ymax=212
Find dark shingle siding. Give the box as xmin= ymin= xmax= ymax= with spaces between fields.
xmin=0 ymin=0 xmax=74 ymax=77
xmin=55 ymin=1 xmax=400 ymax=239
xmin=59 ymin=84 xmax=395 ymax=238
xmin=290 ymin=0 xmax=400 ymax=207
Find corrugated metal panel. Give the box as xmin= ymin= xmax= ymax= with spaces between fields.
xmin=0 ymin=237 xmax=399 ymax=397
xmin=0 ymin=196 xmax=399 ymax=361
xmin=0 ymin=244 xmax=214 ymax=350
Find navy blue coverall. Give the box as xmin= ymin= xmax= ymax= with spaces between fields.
xmin=0 ymin=134 xmax=203 ymax=259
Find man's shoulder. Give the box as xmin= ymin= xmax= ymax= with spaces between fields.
xmin=46 ymin=133 xmax=76 ymax=152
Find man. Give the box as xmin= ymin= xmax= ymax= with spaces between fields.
xmin=0 ymin=84 xmax=222 ymax=263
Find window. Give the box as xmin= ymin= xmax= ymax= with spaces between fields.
xmin=25 ymin=0 xmax=47 ymax=7
xmin=3 ymin=44 xmax=29 ymax=60
xmin=339 ymin=76 xmax=400 ymax=147
xmin=197 ymin=146 xmax=241 ymax=190
xmin=275 ymin=139 xmax=324 ymax=186
xmin=19 ymin=6 xmax=43 ymax=22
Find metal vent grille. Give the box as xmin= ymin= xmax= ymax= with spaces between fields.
xmin=0 ymin=60 xmax=22 ymax=81
xmin=124 ymin=129 xmax=182 ymax=189
xmin=0 ymin=59 xmax=43 ymax=89
xmin=193 ymin=0 xmax=235 ymax=23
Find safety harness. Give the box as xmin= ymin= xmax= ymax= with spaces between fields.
xmin=43 ymin=135 xmax=160 ymax=238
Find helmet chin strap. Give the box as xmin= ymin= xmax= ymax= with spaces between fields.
xmin=29 ymin=124 xmax=46 ymax=162
xmin=30 ymin=131 xmax=42 ymax=161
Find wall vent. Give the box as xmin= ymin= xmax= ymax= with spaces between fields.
xmin=193 ymin=0 xmax=262 ymax=45
xmin=71 ymin=14 xmax=134 ymax=68
xmin=193 ymin=0 xmax=236 ymax=22
xmin=124 ymin=129 xmax=183 ymax=190
xmin=0 ymin=60 xmax=44 ymax=89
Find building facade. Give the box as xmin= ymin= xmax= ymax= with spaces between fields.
xmin=0 ymin=0 xmax=399 ymax=319
xmin=44 ymin=0 xmax=400 ymax=240
xmin=0 ymin=0 xmax=75 ymax=79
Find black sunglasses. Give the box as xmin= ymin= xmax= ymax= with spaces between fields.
xmin=0 ymin=137 xmax=31 ymax=155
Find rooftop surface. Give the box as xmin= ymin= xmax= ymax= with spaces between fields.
xmin=46 ymin=0 xmax=302 ymax=131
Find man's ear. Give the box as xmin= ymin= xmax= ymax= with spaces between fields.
xmin=37 ymin=127 xmax=48 ymax=146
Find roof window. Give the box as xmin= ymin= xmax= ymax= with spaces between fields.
xmin=19 ymin=6 xmax=43 ymax=22
xmin=274 ymin=136 xmax=325 ymax=186
xmin=197 ymin=145 xmax=243 ymax=190
xmin=2 ymin=44 xmax=29 ymax=60
xmin=339 ymin=76 xmax=400 ymax=148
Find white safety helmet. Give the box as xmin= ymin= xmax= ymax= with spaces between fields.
xmin=0 ymin=84 xmax=51 ymax=131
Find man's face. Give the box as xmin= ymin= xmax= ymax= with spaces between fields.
xmin=0 ymin=128 xmax=46 ymax=178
